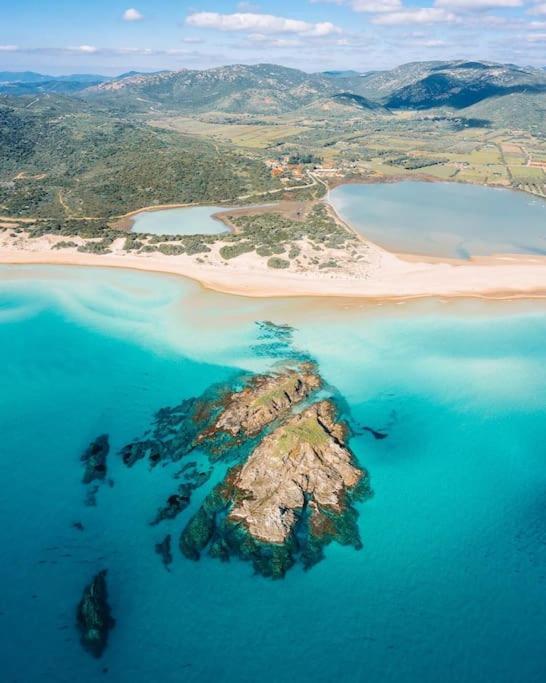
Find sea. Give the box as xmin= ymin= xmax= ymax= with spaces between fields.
xmin=1 ymin=183 xmax=546 ymax=682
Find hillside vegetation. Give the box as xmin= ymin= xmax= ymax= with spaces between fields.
xmin=0 ymin=96 xmax=279 ymax=218
xmin=0 ymin=60 xmax=545 ymax=222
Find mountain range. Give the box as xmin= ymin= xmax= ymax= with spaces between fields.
xmin=80 ymin=61 xmax=546 ymax=127
xmin=1 ymin=61 xmax=545 ymax=119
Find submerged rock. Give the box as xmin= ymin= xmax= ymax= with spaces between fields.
xmin=150 ymin=484 xmax=192 ymax=525
xmin=155 ymin=535 xmax=173 ymax=570
xmin=150 ymin=465 xmax=212 ymax=525
xmin=362 ymin=426 xmax=388 ymax=440
xmin=81 ymin=435 xmax=109 ymax=485
xmin=76 ymin=570 xmax=114 ymax=658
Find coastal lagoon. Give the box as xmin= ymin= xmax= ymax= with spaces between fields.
xmin=329 ymin=182 xmax=546 ymax=258
xmin=131 ymin=205 xmax=231 ymax=235
xmin=1 ymin=264 xmax=546 ymax=682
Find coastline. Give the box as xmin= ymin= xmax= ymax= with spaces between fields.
xmin=2 ymin=180 xmax=546 ymax=302
xmin=2 ymin=241 xmax=546 ymax=301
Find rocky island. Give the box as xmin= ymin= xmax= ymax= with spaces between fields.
xmin=120 ymin=349 xmax=370 ymax=578
xmin=179 ymin=399 xmax=368 ymax=577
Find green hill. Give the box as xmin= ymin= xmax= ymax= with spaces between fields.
xmin=85 ymin=64 xmax=336 ymax=114
xmin=0 ymin=96 xmax=279 ymax=218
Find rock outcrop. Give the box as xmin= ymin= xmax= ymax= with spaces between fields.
xmin=120 ymin=362 xmax=321 ymax=467
xmin=229 ymin=400 xmax=363 ymax=543
xmin=180 ymin=400 xmax=369 ymax=577
xmin=76 ymin=570 xmax=115 ymax=658
xmin=119 ymin=351 xmax=371 ymax=578
xmin=206 ymin=363 xmax=321 ymax=439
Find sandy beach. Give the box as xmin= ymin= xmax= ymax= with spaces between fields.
xmin=2 ymin=226 xmax=546 ymax=300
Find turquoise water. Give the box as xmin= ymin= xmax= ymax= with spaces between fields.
xmin=1 ymin=265 xmax=546 ymax=682
xmin=329 ymin=182 xmax=546 ymax=258
xmin=131 ymin=206 xmax=230 ymax=235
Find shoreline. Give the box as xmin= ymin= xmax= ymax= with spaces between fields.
xmin=2 ymin=180 xmax=546 ymax=302
xmin=2 ymin=246 xmax=546 ymax=302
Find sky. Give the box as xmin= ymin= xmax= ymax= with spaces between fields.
xmin=1 ymin=0 xmax=545 ymax=75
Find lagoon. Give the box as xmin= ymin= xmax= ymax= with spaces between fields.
xmin=329 ymin=181 xmax=546 ymax=258
xmin=1 ymin=265 xmax=546 ymax=682
xmin=131 ymin=205 xmax=231 ymax=236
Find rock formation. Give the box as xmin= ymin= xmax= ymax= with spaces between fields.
xmin=119 ymin=351 xmax=371 ymax=578
xmin=229 ymin=400 xmax=363 ymax=543
xmin=205 ymin=363 xmax=321 ymax=439
xmin=76 ymin=570 xmax=115 ymax=658
xmin=119 ymin=362 xmax=321 ymax=467
xmin=180 ymin=400 xmax=369 ymax=577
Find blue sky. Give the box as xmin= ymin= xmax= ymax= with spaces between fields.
xmin=1 ymin=0 xmax=545 ymax=74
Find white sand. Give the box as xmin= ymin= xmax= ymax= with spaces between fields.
xmin=2 ymin=229 xmax=546 ymax=300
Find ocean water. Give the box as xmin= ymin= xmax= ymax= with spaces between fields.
xmin=329 ymin=181 xmax=546 ymax=258
xmin=131 ymin=206 xmax=231 ymax=235
xmin=1 ymin=264 xmax=546 ymax=683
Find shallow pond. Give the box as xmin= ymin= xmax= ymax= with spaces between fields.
xmin=131 ymin=205 xmax=231 ymax=236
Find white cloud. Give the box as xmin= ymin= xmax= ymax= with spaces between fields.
xmin=527 ymin=31 xmax=546 ymax=40
xmin=350 ymin=0 xmax=402 ymax=11
xmin=248 ymin=34 xmax=304 ymax=47
xmin=185 ymin=12 xmax=342 ymax=36
xmin=414 ymin=38 xmax=448 ymax=46
xmin=122 ymin=8 xmax=144 ymax=22
xmin=528 ymin=20 xmax=546 ymax=27
xmin=372 ymin=8 xmax=458 ymax=24
xmin=0 ymin=45 xmax=18 ymax=51
xmin=71 ymin=45 xmax=98 ymax=53
xmin=435 ymin=0 xmax=521 ymax=8
xmin=528 ymin=3 xmax=546 ymax=15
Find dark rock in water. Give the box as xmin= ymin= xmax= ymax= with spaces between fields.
xmin=252 ymin=320 xmax=312 ymax=362
xmin=81 ymin=435 xmax=110 ymax=484
xmin=155 ymin=534 xmax=173 ymax=570
xmin=119 ymin=439 xmax=155 ymax=467
xmin=84 ymin=484 xmax=99 ymax=507
xmin=76 ymin=570 xmax=114 ymax=658
xmin=362 ymin=426 xmax=388 ymax=440
xmin=72 ymin=521 xmax=85 ymax=531
xmin=150 ymin=463 xmax=213 ymax=525
xmin=179 ymin=506 xmax=216 ymax=561
xmin=150 ymin=484 xmax=192 ymax=525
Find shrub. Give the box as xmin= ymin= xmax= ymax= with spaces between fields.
xmin=53 ymin=240 xmax=78 ymax=250
xmin=219 ymin=242 xmax=255 ymax=260
xmin=288 ymin=245 xmax=301 ymax=259
xmin=157 ymin=243 xmax=186 ymax=255
xmin=267 ymin=257 xmax=290 ymax=269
